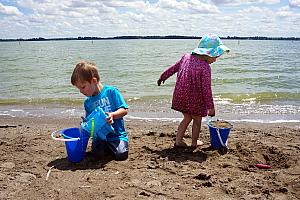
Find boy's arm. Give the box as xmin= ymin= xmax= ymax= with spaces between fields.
xmin=110 ymin=108 xmax=128 ymax=119
xmin=105 ymin=108 xmax=128 ymax=124
xmin=105 ymin=87 xmax=128 ymax=124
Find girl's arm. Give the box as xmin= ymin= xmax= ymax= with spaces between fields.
xmin=157 ymin=56 xmax=183 ymax=85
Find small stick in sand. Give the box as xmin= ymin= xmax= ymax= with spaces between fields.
xmin=46 ymin=166 xmax=55 ymax=181
xmin=79 ymin=186 xmax=91 ymax=188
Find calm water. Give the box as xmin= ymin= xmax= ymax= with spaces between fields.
xmin=0 ymin=39 xmax=299 ymax=123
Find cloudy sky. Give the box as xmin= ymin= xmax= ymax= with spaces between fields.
xmin=0 ymin=0 xmax=300 ymax=39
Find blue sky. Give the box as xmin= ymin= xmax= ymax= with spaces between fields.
xmin=0 ymin=0 xmax=299 ymax=39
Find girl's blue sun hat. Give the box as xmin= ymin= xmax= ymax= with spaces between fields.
xmin=192 ymin=33 xmax=230 ymax=57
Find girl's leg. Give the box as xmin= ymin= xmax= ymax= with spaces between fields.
xmin=191 ymin=115 xmax=202 ymax=147
xmin=176 ymin=113 xmax=192 ymax=146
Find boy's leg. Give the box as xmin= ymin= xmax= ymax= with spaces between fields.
xmin=107 ymin=140 xmax=129 ymax=161
xmin=191 ymin=115 xmax=202 ymax=147
xmin=91 ymin=139 xmax=110 ymax=160
xmin=175 ymin=113 xmax=192 ymax=147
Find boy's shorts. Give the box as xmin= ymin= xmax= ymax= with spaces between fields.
xmin=92 ymin=139 xmax=128 ymax=161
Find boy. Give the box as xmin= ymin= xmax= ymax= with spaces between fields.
xmin=71 ymin=61 xmax=128 ymax=161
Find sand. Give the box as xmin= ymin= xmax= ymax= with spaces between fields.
xmin=0 ymin=116 xmax=299 ymax=200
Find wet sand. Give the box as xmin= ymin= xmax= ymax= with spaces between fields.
xmin=0 ymin=116 xmax=299 ymax=199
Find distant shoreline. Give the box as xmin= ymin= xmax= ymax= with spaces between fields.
xmin=1 ymin=35 xmax=299 ymax=42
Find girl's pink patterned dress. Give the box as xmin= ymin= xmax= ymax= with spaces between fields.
xmin=159 ymin=54 xmax=214 ymax=117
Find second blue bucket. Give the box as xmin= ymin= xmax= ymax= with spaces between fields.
xmin=61 ymin=128 xmax=90 ymax=163
xmin=207 ymin=120 xmax=232 ymax=149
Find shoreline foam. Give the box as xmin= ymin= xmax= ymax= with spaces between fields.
xmin=1 ymin=104 xmax=300 ymax=126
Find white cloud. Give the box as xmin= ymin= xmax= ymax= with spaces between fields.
xmin=158 ymin=0 xmax=219 ymax=13
xmin=277 ymin=6 xmax=294 ymax=17
xmin=0 ymin=0 xmax=299 ymax=38
xmin=239 ymin=5 xmax=273 ymax=14
xmin=289 ymin=0 xmax=300 ymax=8
xmin=0 ymin=2 xmax=23 ymax=16
xmin=124 ymin=12 xmax=147 ymax=23
xmin=102 ymin=0 xmax=149 ymax=10
xmin=211 ymin=0 xmax=280 ymax=6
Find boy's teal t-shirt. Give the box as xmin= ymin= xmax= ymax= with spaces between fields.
xmin=84 ymin=85 xmax=128 ymax=142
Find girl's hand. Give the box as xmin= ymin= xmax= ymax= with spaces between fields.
xmin=105 ymin=112 xmax=114 ymax=125
xmin=157 ymin=78 xmax=165 ymax=86
xmin=208 ymin=108 xmax=215 ymax=117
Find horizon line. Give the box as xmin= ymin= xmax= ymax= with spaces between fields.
xmin=1 ymin=35 xmax=300 ymax=41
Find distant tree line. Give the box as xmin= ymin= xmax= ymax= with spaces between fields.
xmin=225 ymin=36 xmax=299 ymax=40
xmin=0 ymin=35 xmax=299 ymax=42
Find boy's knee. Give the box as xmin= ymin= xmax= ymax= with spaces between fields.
xmin=109 ymin=140 xmax=129 ymax=161
xmin=115 ymin=151 xmax=128 ymax=161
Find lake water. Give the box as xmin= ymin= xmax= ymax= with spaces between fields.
xmin=0 ymin=39 xmax=299 ymax=123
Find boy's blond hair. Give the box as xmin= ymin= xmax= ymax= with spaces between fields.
xmin=71 ymin=61 xmax=100 ymax=85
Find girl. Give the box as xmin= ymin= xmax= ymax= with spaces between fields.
xmin=157 ymin=33 xmax=230 ymax=148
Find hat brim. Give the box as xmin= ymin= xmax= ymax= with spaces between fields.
xmin=192 ymin=44 xmax=230 ymax=57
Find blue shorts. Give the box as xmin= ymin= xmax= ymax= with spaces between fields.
xmin=92 ymin=139 xmax=128 ymax=161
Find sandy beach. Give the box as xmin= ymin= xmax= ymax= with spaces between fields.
xmin=0 ymin=116 xmax=299 ymax=200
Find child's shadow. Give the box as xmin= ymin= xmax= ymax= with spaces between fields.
xmin=143 ymin=145 xmax=227 ymax=163
xmin=143 ymin=146 xmax=209 ymax=163
xmin=47 ymin=152 xmax=114 ymax=171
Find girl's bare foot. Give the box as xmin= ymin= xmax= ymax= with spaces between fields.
xmin=191 ymin=140 xmax=204 ymax=148
xmin=174 ymin=140 xmax=188 ymax=148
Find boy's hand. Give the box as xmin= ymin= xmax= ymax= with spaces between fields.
xmin=157 ymin=78 xmax=165 ymax=86
xmin=105 ymin=112 xmax=114 ymax=125
xmin=208 ymin=108 xmax=215 ymax=117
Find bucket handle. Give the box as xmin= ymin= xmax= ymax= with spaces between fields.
xmin=216 ymin=128 xmax=227 ymax=148
xmin=51 ymin=130 xmax=80 ymax=142
xmin=207 ymin=117 xmax=227 ymax=148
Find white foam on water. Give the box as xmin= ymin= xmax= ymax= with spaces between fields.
xmin=214 ymin=97 xmax=233 ymax=105
xmin=125 ymin=115 xmax=182 ymax=122
xmin=1 ymin=105 xmax=299 ymax=125
xmin=230 ymin=119 xmax=300 ymax=123
xmin=0 ymin=113 xmax=10 ymax=116
xmin=125 ymin=115 xmax=300 ymax=124
xmin=61 ymin=109 xmax=80 ymax=115
xmin=0 ymin=110 xmax=14 ymax=117
xmin=127 ymin=97 xmax=141 ymax=102
xmin=10 ymin=109 xmax=24 ymax=112
xmin=241 ymin=98 xmax=256 ymax=104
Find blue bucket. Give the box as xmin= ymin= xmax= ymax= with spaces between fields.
xmin=81 ymin=106 xmax=114 ymax=141
xmin=207 ymin=120 xmax=232 ymax=149
xmin=61 ymin=128 xmax=90 ymax=163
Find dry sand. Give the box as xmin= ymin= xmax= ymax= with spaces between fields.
xmin=0 ymin=116 xmax=299 ymax=200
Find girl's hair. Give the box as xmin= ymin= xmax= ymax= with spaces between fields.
xmin=192 ymin=53 xmax=215 ymax=62
xmin=71 ymin=61 xmax=100 ymax=85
